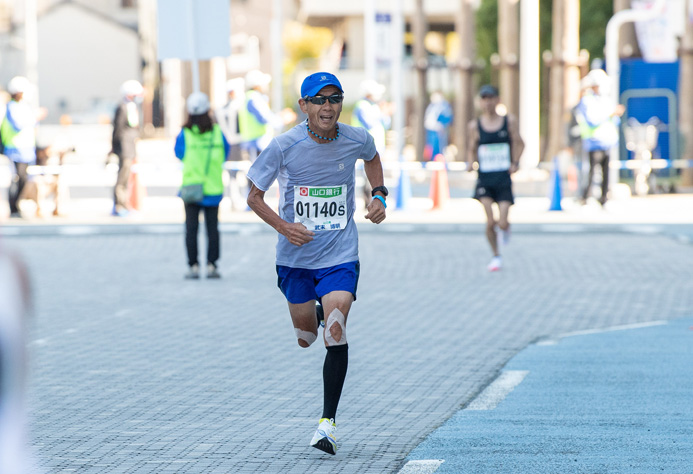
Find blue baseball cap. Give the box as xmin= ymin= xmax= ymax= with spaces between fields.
xmin=300 ymin=72 xmax=343 ymax=98
xmin=479 ymin=84 xmax=499 ymax=98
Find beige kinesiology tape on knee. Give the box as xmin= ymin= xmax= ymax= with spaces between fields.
xmin=294 ymin=328 xmax=317 ymax=346
xmin=324 ymin=308 xmax=347 ymax=346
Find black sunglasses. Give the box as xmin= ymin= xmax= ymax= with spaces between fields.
xmin=304 ymin=94 xmax=344 ymax=105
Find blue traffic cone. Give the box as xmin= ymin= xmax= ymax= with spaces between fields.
xmin=549 ymin=157 xmax=562 ymax=211
xmin=396 ymin=163 xmax=412 ymax=210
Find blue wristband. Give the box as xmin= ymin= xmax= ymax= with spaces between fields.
xmin=372 ymin=195 xmax=387 ymax=208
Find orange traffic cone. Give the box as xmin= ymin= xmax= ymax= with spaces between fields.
xmin=428 ymin=154 xmax=450 ymax=210
xmin=567 ymin=162 xmax=579 ymax=194
xmin=128 ymin=159 xmax=147 ymax=211
xmin=423 ymin=144 xmax=433 ymax=161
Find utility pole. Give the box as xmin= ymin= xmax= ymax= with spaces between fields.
xmin=364 ymin=0 xmax=376 ymax=81
xmin=497 ymin=0 xmax=519 ymax=116
xmin=390 ymin=0 xmax=405 ymax=160
xmin=24 ymin=0 xmax=39 ymax=107
xmin=271 ymin=0 xmax=283 ymax=115
xmin=520 ymin=0 xmax=540 ymax=169
xmin=545 ymin=0 xmax=580 ymax=162
xmin=138 ymin=0 xmax=159 ymax=130
xmin=679 ymin=0 xmax=693 ymax=186
xmin=453 ymin=0 xmax=476 ymax=161
xmin=412 ymin=0 xmax=428 ymax=161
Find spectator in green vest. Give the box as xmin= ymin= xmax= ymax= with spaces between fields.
xmin=351 ymin=80 xmax=389 ymax=156
xmin=1 ymin=76 xmax=42 ymax=218
xmin=238 ymin=70 xmax=295 ymax=163
xmin=175 ymin=92 xmax=230 ymax=280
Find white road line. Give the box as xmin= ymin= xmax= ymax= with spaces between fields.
xmin=397 ymin=460 xmax=444 ymax=474
xmin=466 ymin=370 xmax=529 ymax=410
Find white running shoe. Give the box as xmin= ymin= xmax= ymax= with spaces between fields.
xmin=487 ymin=256 xmax=502 ymax=272
xmin=310 ymin=418 xmax=337 ymax=455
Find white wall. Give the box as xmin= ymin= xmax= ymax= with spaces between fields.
xmin=300 ymin=0 xmax=459 ymax=19
xmin=37 ymin=3 xmax=139 ymax=123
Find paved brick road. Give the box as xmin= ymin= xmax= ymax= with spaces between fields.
xmin=5 ymin=223 xmax=692 ymax=473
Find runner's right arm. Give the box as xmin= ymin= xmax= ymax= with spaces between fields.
xmin=247 ymin=183 xmax=315 ymax=247
xmin=466 ymin=120 xmax=479 ymax=172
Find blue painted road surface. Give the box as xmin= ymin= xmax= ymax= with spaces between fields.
xmin=405 ymin=318 xmax=693 ymax=474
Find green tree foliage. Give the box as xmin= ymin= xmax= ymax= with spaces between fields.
xmin=475 ymin=0 xmax=613 ymax=84
xmin=283 ymin=21 xmax=334 ymax=70
xmin=579 ymin=0 xmax=614 ymax=65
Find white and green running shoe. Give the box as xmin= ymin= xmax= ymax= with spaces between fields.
xmin=310 ymin=418 xmax=337 ymax=455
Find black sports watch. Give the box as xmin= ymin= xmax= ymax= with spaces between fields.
xmin=371 ymin=186 xmax=389 ymax=198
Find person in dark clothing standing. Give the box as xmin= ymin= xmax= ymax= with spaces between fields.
xmin=174 ymin=92 xmax=230 ymax=279
xmin=110 ymin=80 xmax=143 ymax=217
xmin=467 ymin=85 xmax=525 ymax=272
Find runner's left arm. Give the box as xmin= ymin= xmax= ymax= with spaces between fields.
xmin=508 ymin=114 xmax=525 ymax=173
xmin=363 ymin=152 xmax=386 ymax=224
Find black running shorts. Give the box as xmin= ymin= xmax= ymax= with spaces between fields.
xmin=474 ymin=170 xmax=514 ymax=204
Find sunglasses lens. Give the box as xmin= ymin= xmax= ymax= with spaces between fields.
xmin=306 ymin=95 xmax=343 ymax=105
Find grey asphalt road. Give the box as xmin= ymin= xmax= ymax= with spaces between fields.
xmin=4 ymin=222 xmax=692 ymax=473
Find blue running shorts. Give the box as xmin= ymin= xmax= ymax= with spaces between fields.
xmin=276 ymin=261 xmax=360 ymax=305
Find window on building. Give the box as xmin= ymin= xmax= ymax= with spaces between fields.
xmin=122 ymin=0 xmax=137 ymax=7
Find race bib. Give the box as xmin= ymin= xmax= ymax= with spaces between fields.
xmin=293 ymin=185 xmax=347 ymax=231
xmin=478 ymin=143 xmax=511 ymax=172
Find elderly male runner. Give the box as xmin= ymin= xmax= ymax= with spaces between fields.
xmin=246 ymin=72 xmax=387 ymax=455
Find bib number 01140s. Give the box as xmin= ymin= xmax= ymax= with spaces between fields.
xmin=294 ymin=185 xmax=347 ymax=231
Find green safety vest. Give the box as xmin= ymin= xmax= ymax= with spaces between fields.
xmin=181 ymin=124 xmax=225 ymax=196
xmin=238 ymin=90 xmax=271 ymax=141
xmin=351 ymin=99 xmax=386 ymax=151
xmin=0 ymin=102 xmax=36 ymax=151
xmin=575 ymin=112 xmax=619 ymax=145
xmin=350 ymin=99 xmax=369 ymax=128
